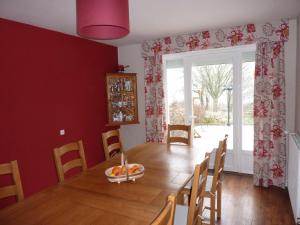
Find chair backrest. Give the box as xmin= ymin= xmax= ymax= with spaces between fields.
xmin=186 ymin=155 xmax=210 ymax=225
xmin=102 ymin=129 xmax=123 ymax=160
xmin=210 ymin=135 xmax=228 ymax=193
xmin=219 ymin=135 xmax=228 ymax=172
xmin=53 ymin=140 xmax=87 ymax=182
xmin=0 ymin=160 xmax=24 ymax=202
xmin=151 ymin=194 xmax=176 ymax=225
xmin=167 ymin=124 xmax=192 ymax=146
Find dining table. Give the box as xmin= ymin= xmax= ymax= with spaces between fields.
xmin=0 ymin=143 xmax=208 ymax=225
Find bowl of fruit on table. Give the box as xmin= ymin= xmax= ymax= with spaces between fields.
xmin=105 ymin=164 xmax=144 ymax=183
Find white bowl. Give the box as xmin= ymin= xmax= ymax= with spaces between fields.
xmin=105 ymin=163 xmax=145 ymax=180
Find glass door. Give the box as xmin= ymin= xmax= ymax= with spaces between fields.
xmin=189 ymin=54 xmax=237 ymax=172
xmin=165 ymin=59 xmax=191 ymax=140
xmin=240 ymin=51 xmax=255 ymax=173
xmin=165 ymin=59 xmax=185 ymax=125
xmin=164 ymin=45 xmax=256 ymax=174
xmin=191 ymin=56 xmax=234 ymax=152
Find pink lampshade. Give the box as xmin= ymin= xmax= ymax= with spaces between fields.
xmin=76 ymin=0 xmax=129 ymax=40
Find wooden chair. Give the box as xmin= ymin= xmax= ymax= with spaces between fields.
xmin=167 ymin=124 xmax=192 ymax=146
xmin=202 ymin=136 xmax=228 ymax=225
xmin=211 ymin=135 xmax=228 ymax=221
xmin=174 ymin=155 xmax=210 ymax=225
xmin=181 ymin=135 xmax=228 ymax=225
xmin=0 ymin=160 xmax=24 ymax=202
xmin=53 ymin=140 xmax=87 ymax=182
xmin=151 ymin=194 xmax=176 ymax=225
xmin=102 ymin=129 xmax=123 ymax=160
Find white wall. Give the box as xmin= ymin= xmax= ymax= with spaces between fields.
xmin=118 ymin=44 xmax=145 ymax=150
xmin=285 ymin=19 xmax=297 ymax=133
xmin=296 ymin=15 xmax=300 ymax=134
xmin=118 ymin=19 xmax=298 ymax=150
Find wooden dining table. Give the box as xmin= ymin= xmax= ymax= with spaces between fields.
xmin=0 ymin=143 xmax=208 ymax=225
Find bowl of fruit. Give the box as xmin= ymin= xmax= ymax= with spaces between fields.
xmin=105 ymin=164 xmax=144 ymax=183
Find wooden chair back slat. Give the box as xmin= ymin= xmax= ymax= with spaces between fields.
xmin=0 ymin=186 xmax=17 ymax=199
xmin=210 ymin=136 xmax=228 ymax=194
xmin=62 ymin=159 xmax=83 ymax=174
xmin=168 ymin=124 xmax=190 ymax=131
xmin=55 ymin=143 xmax=81 ymax=157
xmin=169 ymin=137 xmax=189 ymax=145
xmin=53 ymin=140 xmax=87 ymax=182
xmin=107 ymin=143 xmax=122 ymax=152
xmin=210 ymin=141 xmax=223 ymax=193
xmin=220 ymin=135 xmax=228 ymax=171
xmin=151 ymin=194 xmax=176 ymax=225
xmin=103 ymin=129 xmax=119 ymax=138
xmin=187 ymin=155 xmax=210 ymax=225
xmin=0 ymin=163 xmax=13 ymax=175
xmin=167 ymin=124 xmax=192 ymax=146
xmin=102 ymin=129 xmax=123 ymax=160
xmin=0 ymin=160 xmax=24 ymax=202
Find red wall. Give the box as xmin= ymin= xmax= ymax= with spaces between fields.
xmin=0 ymin=19 xmax=118 ymax=207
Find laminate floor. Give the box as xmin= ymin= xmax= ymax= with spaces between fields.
xmin=203 ymin=173 xmax=295 ymax=225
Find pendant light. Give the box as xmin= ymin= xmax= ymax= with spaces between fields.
xmin=76 ymin=0 xmax=129 ymax=40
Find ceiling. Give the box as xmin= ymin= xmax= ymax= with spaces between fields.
xmin=1 ymin=0 xmax=300 ymax=47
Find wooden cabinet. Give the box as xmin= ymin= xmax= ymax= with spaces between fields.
xmin=105 ymin=73 xmax=139 ymax=126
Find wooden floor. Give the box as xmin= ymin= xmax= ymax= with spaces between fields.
xmin=203 ymin=173 xmax=296 ymax=225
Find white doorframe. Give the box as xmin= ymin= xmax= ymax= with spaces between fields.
xmin=164 ymin=44 xmax=256 ymax=174
xmin=183 ymin=58 xmax=192 ymax=125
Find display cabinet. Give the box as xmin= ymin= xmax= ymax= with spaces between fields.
xmin=105 ymin=73 xmax=139 ymax=126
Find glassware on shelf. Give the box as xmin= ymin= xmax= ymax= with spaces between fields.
xmin=106 ymin=73 xmax=138 ymax=125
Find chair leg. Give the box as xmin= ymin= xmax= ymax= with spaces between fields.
xmin=217 ymin=183 xmax=222 ymax=219
xmin=210 ymin=195 xmax=215 ymax=225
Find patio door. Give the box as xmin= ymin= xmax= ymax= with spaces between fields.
xmin=164 ymin=45 xmax=256 ymax=174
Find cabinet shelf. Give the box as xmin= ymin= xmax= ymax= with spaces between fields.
xmin=105 ymin=73 xmax=139 ymax=126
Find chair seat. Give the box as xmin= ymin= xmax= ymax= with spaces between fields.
xmin=185 ymin=175 xmax=213 ymax=192
xmin=174 ymin=204 xmax=188 ymax=225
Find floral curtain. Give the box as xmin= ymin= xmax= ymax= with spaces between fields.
xmin=144 ymin=54 xmax=166 ymax=142
xmin=142 ymin=19 xmax=289 ymax=145
xmin=253 ymin=41 xmax=286 ymax=188
xmin=142 ymin=19 xmax=289 ymax=188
